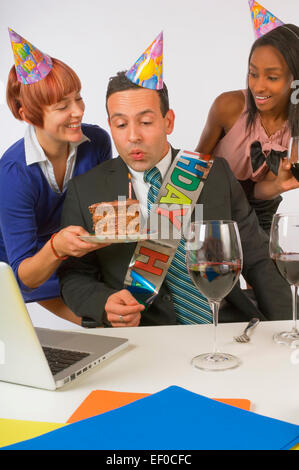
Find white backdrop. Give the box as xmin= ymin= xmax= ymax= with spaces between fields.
xmin=0 ymin=0 xmax=298 ymax=329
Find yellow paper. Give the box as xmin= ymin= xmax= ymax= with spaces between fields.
xmin=0 ymin=418 xmax=66 ymax=447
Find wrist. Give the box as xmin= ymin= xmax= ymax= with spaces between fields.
xmin=254 ymin=181 xmax=280 ymax=200
xmin=269 ymin=179 xmax=283 ymax=198
xmin=50 ymin=233 xmax=68 ymax=261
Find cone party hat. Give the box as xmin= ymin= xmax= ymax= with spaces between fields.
xmin=8 ymin=28 xmax=53 ymax=85
xmin=248 ymin=1 xmax=284 ymax=38
xmin=126 ymin=31 xmax=163 ymax=90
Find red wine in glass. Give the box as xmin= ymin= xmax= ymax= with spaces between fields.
xmin=186 ymin=220 xmax=243 ymax=371
xmin=270 ymin=214 xmax=299 ymax=345
xmin=291 ymin=163 xmax=299 ymax=182
xmin=289 ymin=137 xmax=299 ymax=181
xmin=188 ymin=261 xmax=242 ymax=302
xmin=272 ymin=253 xmax=299 ymax=286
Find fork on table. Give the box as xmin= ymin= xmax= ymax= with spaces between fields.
xmin=233 ymin=318 xmax=260 ymax=343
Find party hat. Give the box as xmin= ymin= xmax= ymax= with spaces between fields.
xmin=248 ymin=1 xmax=284 ymax=38
xmin=126 ymin=31 xmax=163 ymax=90
xmin=8 ymin=28 xmax=53 ymax=85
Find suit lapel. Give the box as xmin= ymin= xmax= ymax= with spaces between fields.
xmin=102 ymin=156 xmax=131 ymax=199
xmin=170 ymin=146 xmax=180 ymax=162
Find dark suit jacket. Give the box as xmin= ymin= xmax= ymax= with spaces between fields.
xmin=58 ymin=150 xmax=292 ymax=326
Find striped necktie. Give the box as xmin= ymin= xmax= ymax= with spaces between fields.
xmin=144 ymin=167 xmax=212 ymax=324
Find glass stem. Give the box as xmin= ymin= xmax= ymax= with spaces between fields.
xmin=210 ymin=300 xmax=220 ymax=353
xmin=291 ymin=285 xmax=298 ymax=332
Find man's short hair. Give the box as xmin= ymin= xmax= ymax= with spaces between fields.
xmin=106 ymin=71 xmax=169 ymax=117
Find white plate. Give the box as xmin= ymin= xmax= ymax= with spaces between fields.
xmin=79 ymin=234 xmax=152 ymax=244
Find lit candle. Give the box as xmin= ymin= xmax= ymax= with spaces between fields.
xmin=128 ymin=173 xmax=132 ymax=199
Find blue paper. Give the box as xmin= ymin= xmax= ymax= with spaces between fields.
xmin=3 ymin=386 xmax=299 ymax=450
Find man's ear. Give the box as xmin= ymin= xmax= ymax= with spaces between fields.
xmin=18 ymin=107 xmax=33 ymax=125
xmin=165 ymin=109 xmax=175 ymax=135
xmin=107 ymin=117 xmax=111 ymax=129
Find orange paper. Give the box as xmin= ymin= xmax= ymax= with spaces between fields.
xmin=215 ymin=398 xmax=251 ymax=411
xmin=68 ymin=391 xmax=150 ymax=423
xmin=67 ymin=390 xmax=251 ymax=424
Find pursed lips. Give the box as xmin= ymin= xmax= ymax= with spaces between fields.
xmin=130 ymin=149 xmax=145 ymax=160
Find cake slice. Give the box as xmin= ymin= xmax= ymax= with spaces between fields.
xmin=89 ymin=199 xmax=140 ymax=237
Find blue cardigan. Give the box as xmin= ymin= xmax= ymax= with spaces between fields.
xmin=0 ymin=123 xmax=112 ymax=302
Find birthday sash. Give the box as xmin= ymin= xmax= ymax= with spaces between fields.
xmin=124 ymin=149 xmax=214 ymax=305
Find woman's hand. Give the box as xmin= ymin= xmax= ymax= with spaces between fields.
xmin=18 ymin=226 xmax=110 ymax=289
xmin=52 ymin=226 xmax=110 ymax=258
xmin=276 ymin=159 xmax=299 ymax=193
xmin=254 ymin=159 xmax=299 ymax=199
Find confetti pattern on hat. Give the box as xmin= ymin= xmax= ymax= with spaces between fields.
xmin=248 ymin=1 xmax=284 ymax=38
xmin=8 ymin=28 xmax=53 ymax=85
xmin=126 ymin=31 xmax=163 ymax=90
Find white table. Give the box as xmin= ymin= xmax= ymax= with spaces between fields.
xmin=1 ymin=319 xmax=299 ymax=427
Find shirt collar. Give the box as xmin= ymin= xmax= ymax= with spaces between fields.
xmin=24 ymin=124 xmax=90 ymax=166
xmin=128 ymin=144 xmax=172 ymax=182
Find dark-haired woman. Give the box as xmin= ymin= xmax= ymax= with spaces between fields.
xmin=196 ymin=23 xmax=299 ymax=234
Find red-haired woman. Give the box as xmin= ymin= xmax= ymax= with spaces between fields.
xmin=0 ymin=46 xmax=112 ymax=325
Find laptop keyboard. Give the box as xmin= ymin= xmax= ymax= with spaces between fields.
xmin=42 ymin=346 xmax=90 ymax=376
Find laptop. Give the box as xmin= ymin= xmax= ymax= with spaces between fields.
xmin=0 ymin=262 xmax=128 ymax=390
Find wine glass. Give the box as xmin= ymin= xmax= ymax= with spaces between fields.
xmin=269 ymin=213 xmax=299 ymax=345
xmin=289 ymin=137 xmax=299 ymax=182
xmin=185 ymin=220 xmax=243 ymax=371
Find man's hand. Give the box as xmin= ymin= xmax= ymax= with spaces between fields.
xmin=105 ymin=289 xmax=145 ymax=327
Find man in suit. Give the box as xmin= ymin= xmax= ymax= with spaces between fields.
xmin=58 ymin=71 xmax=291 ymax=327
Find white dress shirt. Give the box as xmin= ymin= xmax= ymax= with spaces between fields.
xmin=24 ymin=125 xmax=90 ymax=193
xmin=128 ymin=145 xmax=172 ymax=222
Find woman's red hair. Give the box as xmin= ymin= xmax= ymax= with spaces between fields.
xmin=6 ymin=58 xmax=81 ymax=127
